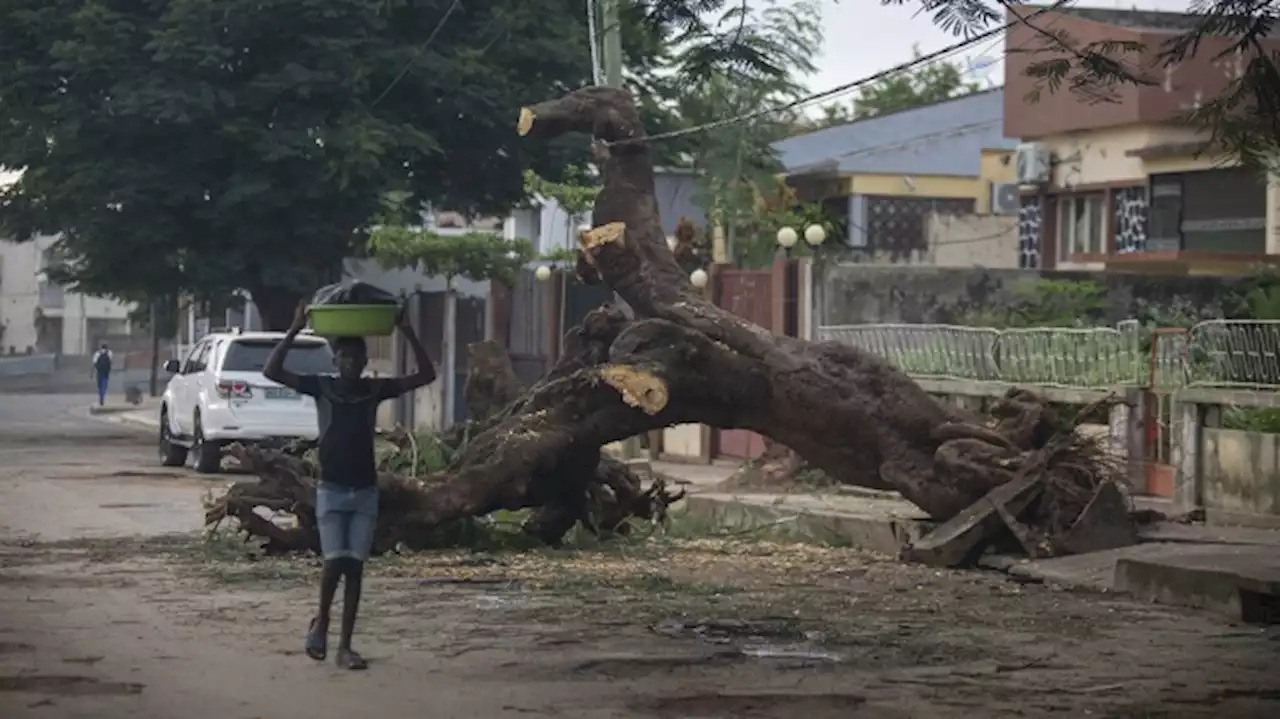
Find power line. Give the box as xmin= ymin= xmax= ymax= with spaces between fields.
xmin=370 ymin=0 xmax=464 ymax=108
xmin=613 ymin=0 xmax=1072 ymax=148
xmin=834 ymin=118 xmax=1003 ymax=161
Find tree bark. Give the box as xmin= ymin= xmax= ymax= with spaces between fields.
xmin=211 ymin=87 xmax=1130 ymax=563
xmin=247 ymin=284 xmax=306 ymax=331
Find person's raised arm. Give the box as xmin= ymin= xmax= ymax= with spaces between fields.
xmin=263 ymin=301 xmax=310 ymax=390
xmin=384 ymin=307 xmax=436 ymax=397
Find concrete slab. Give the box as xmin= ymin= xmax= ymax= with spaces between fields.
xmin=681 ymin=492 xmax=930 ymax=555
xmin=1115 ymin=547 xmax=1280 ymax=623
xmin=979 ymin=542 xmax=1243 ymax=592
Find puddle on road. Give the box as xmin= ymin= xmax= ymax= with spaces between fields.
xmin=0 ymin=674 xmax=144 ymax=696
xmin=642 ymin=692 xmax=907 ymax=719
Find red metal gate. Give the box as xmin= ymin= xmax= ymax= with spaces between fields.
xmin=1143 ymin=328 xmax=1189 ymax=497
xmin=713 ymin=267 xmax=775 ymax=459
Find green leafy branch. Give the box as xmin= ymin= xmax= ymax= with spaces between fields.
xmin=367 ymin=226 xmax=536 ymax=287
xmin=522 ymin=167 xmax=600 ymax=217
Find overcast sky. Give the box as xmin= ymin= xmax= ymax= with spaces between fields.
xmin=806 ymin=0 xmax=1195 ymax=101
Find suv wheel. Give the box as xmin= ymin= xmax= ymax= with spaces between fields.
xmin=190 ymin=412 xmax=222 ymax=474
xmin=158 ymin=407 xmax=188 ymax=467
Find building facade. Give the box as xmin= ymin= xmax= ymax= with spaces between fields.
xmin=775 ymin=88 xmax=1019 ymax=264
xmin=0 ymin=235 xmax=134 ymax=356
xmin=1005 ymin=5 xmax=1280 ymax=274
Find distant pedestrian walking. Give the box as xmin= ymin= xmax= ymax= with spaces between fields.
xmin=92 ymin=343 xmax=113 ymax=406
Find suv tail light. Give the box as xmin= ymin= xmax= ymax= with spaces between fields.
xmin=216 ymin=379 xmax=253 ymax=399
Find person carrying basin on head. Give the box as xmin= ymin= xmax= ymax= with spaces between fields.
xmin=263 ymin=296 xmax=435 ymax=671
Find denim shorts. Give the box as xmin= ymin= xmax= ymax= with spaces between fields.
xmin=315 ymin=484 xmax=379 ymax=562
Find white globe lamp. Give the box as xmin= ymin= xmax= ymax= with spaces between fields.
xmin=534 ymin=265 xmax=552 ymax=282
xmin=804 ymin=224 xmax=827 ymax=247
xmin=689 ymin=268 xmax=709 ymax=289
xmin=776 ymin=226 xmax=798 ymax=249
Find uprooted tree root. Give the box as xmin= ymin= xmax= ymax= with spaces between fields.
xmin=204 ymin=86 xmax=1136 ymax=566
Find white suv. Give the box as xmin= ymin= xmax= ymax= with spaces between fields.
xmin=158 ymin=329 xmax=333 ymax=473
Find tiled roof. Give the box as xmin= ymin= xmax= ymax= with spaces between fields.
xmin=774 ymin=88 xmax=1016 ymax=178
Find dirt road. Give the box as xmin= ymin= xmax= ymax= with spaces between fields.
xmin=2 ymin=393 xmax=1278 ymax=719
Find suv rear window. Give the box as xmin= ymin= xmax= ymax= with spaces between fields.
xmin=221 ymin=340 xmax=334 ymax=375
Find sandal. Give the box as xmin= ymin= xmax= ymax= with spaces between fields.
xmin=305 ymin=617 xmax=327 ymax=661
xmin=335 ymin=647 xmax=368 ymax=670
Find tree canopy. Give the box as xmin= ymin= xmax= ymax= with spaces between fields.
xmin=0 ymin=0 xmax=602 ymax=327
xmin=813 ymin=44 xmax=981 ymax=126
xmin=0 ymin=0 xmax=840 ymax=328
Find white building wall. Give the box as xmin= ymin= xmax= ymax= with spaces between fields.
xmin=0 ymin=235 xmax=134 ymax=356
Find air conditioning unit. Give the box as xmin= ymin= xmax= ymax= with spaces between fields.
xmin=990 ymin=181 xmax=1021 ymax=215
xmin=1014 ymin=142 xmax=1051 ymax=185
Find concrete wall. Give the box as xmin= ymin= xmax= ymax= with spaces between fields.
xmin=662 ymin=423 xmax=705 ymax=462
xmin=1202 ymin=428 xmax=1280 ymax=528
xmin=817 ymin=264 xmax=1244 ymax=326
xmin=928 ymin=214 xmax=1019 ymax=268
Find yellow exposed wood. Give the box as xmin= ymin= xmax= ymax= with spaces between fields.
xmin=599 ymin=365 xmax=668 ymax=415
xmin=517 ymin=107 xmax=535 ymax=136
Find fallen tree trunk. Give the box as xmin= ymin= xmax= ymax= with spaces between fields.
xmin=206 ymin=332 xmax=684 ymax=553
xmin=208 ymin=86 xmax=1133 ymax=564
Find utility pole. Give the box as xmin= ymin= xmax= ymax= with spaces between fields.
xmin=148 ymin=299 xmax=160 ymax=397
xmin=599 ymin=0 xmax=623 ymax=88
xmin=598 ymin=0 xmax=648 ymax=457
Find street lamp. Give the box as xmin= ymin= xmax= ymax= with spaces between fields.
xmin=689 ymin=268 xmax=708 ymax=289
xmin=776 ymin=226 xmax=798 ymax=252
xmin=534 ymin=265 xmax=552 ymax=282
xmin=804 ymin=224 xmax=827 ymax=248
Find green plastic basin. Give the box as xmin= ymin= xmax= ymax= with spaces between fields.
xmin=307 ymin=304 xmax=398 ymax=337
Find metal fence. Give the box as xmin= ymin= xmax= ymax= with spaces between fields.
xmin=818 ymin=319 xmax=1280 ymax=390
xmin=1185 ymin=320 xmax=1280 ymax=388
xmin=816 ymin=324 xmax=1000 ymax=381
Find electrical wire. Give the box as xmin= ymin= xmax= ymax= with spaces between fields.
xmin=612 ymin=0 xmax=1072 ymax=148
xmin=370 ymin=0 xmax=464 ymax=108
xmin=832 ymin=118 xmax=1003 ymax=162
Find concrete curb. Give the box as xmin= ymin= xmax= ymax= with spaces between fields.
xmin=118 ymin=412 xmax=159 ymax=429
xmin=681 ymin=494 xmax=931 ymax=556
xmin=1115 ymin=547 xmax=1280 ymax=623
xmin=83 ymin=406 xmax=158 ymax=430
xmin=683 ymin=494 xmax=1280 ymax=625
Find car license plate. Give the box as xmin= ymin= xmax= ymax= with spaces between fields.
xmin=265 ymin=387 xmax=299 ymax=400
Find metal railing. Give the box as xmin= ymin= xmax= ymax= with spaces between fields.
xmin=1185 ymin=320 xmax=1280 ymax=388
xmin=816 ymin=324 xmax=1000 ymax=380
xmin=818 ymin=319 xmax=1280 ymax=390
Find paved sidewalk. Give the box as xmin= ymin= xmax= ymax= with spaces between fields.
xmin=84 ymin=398 xmax=159 ymax=429
xmin=652 ymin=460 xmax=1280 ymax=624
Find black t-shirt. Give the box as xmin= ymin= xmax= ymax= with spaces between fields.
xmin=295 ymin=375 xmax=401 ymax=488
